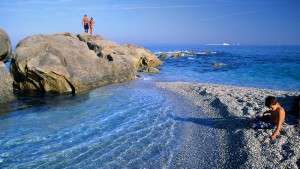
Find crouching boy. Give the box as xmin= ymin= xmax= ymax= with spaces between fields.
xmin=262 ymin=96 xmax=286 ymax=140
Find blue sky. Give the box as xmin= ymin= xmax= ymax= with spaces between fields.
xmin=1 ymin=0 xmax=300 ymax=47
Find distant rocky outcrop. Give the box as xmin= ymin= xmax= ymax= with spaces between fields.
xmin=11 ymin=33 xmax=162 ymax=94
xmin=156 ymin=50 xmax=221 ymax=60
xmin=0 ymin=28 xmax=12 ymax=61
xmin=0 ymin=28 xmax=14 ymax=103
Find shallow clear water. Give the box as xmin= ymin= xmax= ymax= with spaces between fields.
xmin=0 ymin=80 xmax=208 ymax=168
xmin=0 ymin=46 xmax=299 ymax=168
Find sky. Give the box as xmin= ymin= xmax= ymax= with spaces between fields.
xmin=0 ymin=0 xmax=300 ymax=47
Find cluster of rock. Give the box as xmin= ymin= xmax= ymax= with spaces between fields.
xmin=0 ymin=29 xmax=162 ymax=102
xmin=155 ymin=50 xmax=220 ymax=60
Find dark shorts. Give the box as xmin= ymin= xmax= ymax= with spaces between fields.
xmin=259 ymin=115 xmax=272 ymax=123
xmin=252 ymin=115 xmax=274 ymax=129
xmin=84 ymin=24 xmax=89 ymax=30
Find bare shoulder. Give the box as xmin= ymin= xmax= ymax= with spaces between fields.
xmin=278 ymin=106 xmax=286 ymax=115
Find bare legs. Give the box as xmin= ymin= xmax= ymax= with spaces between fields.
xmin=90 ymin=27 xmax=94 ymax=35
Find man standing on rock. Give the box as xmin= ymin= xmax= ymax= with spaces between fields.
xmin=82 ymin=14 xmax=89 ymax=33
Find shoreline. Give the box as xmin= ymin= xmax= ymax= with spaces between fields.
xmin=157 ymin=81 xmax=300 ymax=168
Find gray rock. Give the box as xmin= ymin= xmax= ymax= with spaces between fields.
xmin=76 ymin=34 xmax=162 ymax=69
xmin=0 ymin=28 xmax=12 ymax=61
xmin=0 ymin=62 xmax=14 ymax=103
xmin=158 ymin=53 xmax=169 ymax=60
xmin=141 ymin=67 xmax=160 ymax=74
xmin=12 ymin=33 xmax=161 ymax=94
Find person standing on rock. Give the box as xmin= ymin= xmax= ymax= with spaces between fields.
xmin=89 ymin=17 xmax=95 ymax=35
xmin=82 ymin=14 xmax=89 ymax=33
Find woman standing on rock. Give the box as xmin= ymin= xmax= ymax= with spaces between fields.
xmin=89 ymin=17 xmax=95 ymax=35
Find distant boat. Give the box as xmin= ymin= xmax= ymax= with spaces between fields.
xmin=206 ymin=43 xmax=231 ymax=46
xmin=222 ymin=43 xmax=230 ymax=46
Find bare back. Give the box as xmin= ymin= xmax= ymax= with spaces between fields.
xmin=271 ymin=106 xmax=285 ymax=124
xmin=89 ymin=20 xmax=95 ymax=28
xmin=82 ymin=16 xmax=89 ymax=25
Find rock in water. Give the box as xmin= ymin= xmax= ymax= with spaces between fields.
xmin=12 ymin=33 xmax=161 ymax=94
xmin=0 ymin=28 xmax=12 ymax=61
xmin=141 ymin=67 xmax=160 ymax=74
xmin=158 ymin=53 xmax=169 ymax=60
xmin=0 ymin=62 xmax=14 ymax=103
xmin=212 ymin=62 xmax=226 ymax=68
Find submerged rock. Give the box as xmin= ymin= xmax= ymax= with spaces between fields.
xmin=0 ymin=62 xmax=14 ymax=103
xmin=12 ymin=33 xmax=161 ymax=94
xmin=212 ymin=62 xmax=226 ymax=68
xmin=0 ymin=28 xmax=12 ymax=61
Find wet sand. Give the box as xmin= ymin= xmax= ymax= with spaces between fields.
xmin=157 ymin=82 xmax=300 ymax=169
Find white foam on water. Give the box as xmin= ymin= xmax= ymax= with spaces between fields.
xmin=142 ymin=77 xmax=152 ymax=81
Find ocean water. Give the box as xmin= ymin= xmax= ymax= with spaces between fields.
xmin=0 ymin=46 xmax=299 ymax=168
xmin=149 ymin=45 xmax=300 ymax=91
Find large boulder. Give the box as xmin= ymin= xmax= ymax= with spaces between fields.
xmin=0 ymin=28 xmax=12 ymax=61
xmin=12 ymin=33 xmax=161 ymax=94
xmin=0 ymin=28 xmax=14 ymax=103
xmin=0 ymin=62 xmax=14 ymax=103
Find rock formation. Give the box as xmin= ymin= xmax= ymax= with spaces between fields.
xmin=12 ymin=33 xmax=162 ymax=94
xmin=77 ymin=34 xmax=161 ymax=72
xmin=0 ymin=28 xmax=14 ymax=103
xmin=0 ymin=28 xmax=12 ymax=61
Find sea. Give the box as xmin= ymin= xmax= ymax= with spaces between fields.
xmin=0 ymin=45 xmax=299 ymax=168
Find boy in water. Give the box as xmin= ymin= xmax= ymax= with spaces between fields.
xmin=262 ymin=96 xmax=286 ymax=140
xmin=82 ymin=14 xmax=89 ymax=33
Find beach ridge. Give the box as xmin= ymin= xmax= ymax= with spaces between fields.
xmin=157 ymin=81 xmax=300 ymax=168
